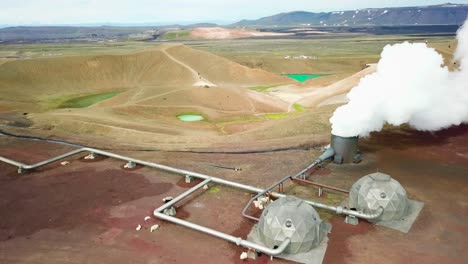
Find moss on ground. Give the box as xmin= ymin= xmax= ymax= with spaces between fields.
xmin=208 ymin=186 xmax=221 ymax=193
xmin=248 ymin=84 xmax=284 ymax=92
xmin=162 ymin=30 xmax=191 ymax=40
xmin=293 ymin=103 xmax=306 ymax=112
xmin=284 ymin=184 xmax=347 ymax=220
xmin=263 ymin=113 xmax=291 ymax=120
xmin=58 ymin=91 xmax=122 ymax=108
xmin=263 ymin=103 xmax=306 ymax=120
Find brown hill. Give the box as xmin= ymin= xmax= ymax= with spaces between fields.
xmin=0 ymin=44 xmax=288 ymax=104
xmin=164 ymin=44 xmax=288 ymax=87
xmin=0 ymin=44 xmax=300 ymax=150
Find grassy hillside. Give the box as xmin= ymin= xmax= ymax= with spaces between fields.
xmin=0 ymin=43 xmax=289 ymax=114
xmin=58 ymin=91 xmax=123 ymax=108
xmin=0 ymin=46 xmax=192 ymax=102
xmin=162 ymin=30 xmax=191 ymax=40
xmin=166 ymin=45 xmax=289 ymax=86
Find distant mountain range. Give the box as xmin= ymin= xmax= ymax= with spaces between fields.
xmin=232 ymin=3 xmax=468 ymax=27
xmin=1 ymin=3 xmax=467 ymax=43
xmin=0 ymin=23 xmax=218 ymax=43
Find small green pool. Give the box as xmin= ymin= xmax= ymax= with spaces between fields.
xmin=283 ymin=74 xmax=328 ymax=83
xmin=177 ymin=114 xmax=205 ymax=122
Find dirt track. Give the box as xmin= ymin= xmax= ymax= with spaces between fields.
xmin=0 ymin=44 xmax=302 ymax=151
xmin=0 ymin=44 xmax=286 ymax=107
xmin=0 ymin=58 xmax=376 ymax=153
xmin=0 ymin=43 xmax=379 ymax=154
xmin=162 ymin=45 xmax=217 ymax=87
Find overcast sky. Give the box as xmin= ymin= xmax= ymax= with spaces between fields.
xmin=1 ymin=0 xmax=467 ymax=25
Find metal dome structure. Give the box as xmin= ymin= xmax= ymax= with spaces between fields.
xmin=257 ymin=196 xmax=327 ymax=254
xmin=349 ymin=172 xmax=409 ymax=222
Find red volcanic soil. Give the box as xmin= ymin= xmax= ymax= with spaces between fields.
xmin=0 ymin=137 xmax=312 ymax=263
xmin=0 ymin=167 xmax=172 ymax=241
xmin=0 ymin=124 xmax=467 ymax=263
xmin=323 ymin=219 xmax=375 ymax=263
xmin=321 ymin=125 xmax=468 ymax=264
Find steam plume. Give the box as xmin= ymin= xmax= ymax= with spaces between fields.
xmin=330 ymin=20 xmax=468 ymax=137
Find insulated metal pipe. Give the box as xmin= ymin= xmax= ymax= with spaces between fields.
xmin=291 ymin=178 xmax=349 ymax=194
xmin=155 ymin=178 xmax=212 ymax=212
xmin=154 ymin=211 xmax=291 ymax=256
xmin=293 ymin=147 xmax=335 ymax=180
xmin=0 ymin=148 xmax=85 ymax=170
xmin=242 ymin=175 xmax=381 ymax=221
xmin=153 ymin=177 xmax=290 ymax=256
xmin=0 ymin=147 xmax=382 ymax=220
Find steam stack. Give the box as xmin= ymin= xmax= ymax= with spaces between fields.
xmin=330 ymin=134 xmax=362 ymax=164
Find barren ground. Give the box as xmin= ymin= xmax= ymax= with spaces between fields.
xmin=0 ymin=34 xmax=465 ymax=263
xmin=0 ymin=124 xmax=467 ymax=263
xmin=191 ymin=27 xmax=294 ymax=40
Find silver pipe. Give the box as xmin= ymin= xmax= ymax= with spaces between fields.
xmin=154 ymin=212 xmax=290 ymax=256
xmin=155 ymin=178 xmax=212 ymax=213
xmin=0 ymin=147 xmax=382 ymax=220
xmin=292 ymin=148 xmax=335 ymax=179
xmin=241 ymin=146 xmax=369 ymax=221
xmin=0 ymin=156 xmax=25 ymax=167
xmin=25 ymin=149 xmax=85 ymax=169
xmin=0 ymin=148 xmax=85 ymax=170
xmin=153 ymin=176 xmax=290 ymax=256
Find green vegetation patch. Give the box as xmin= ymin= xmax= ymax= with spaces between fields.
xmin=248 ymin=84 xmax=284 ymax=92
xmin=162 ymin=30 xmax=191 ymax=40
xmin=58 ymin=91 xmax=122 ymax=108
xmin=285 ymin=184 xmax=346 ymax=221
xmin=283 ymin=74 xmax=329 ymax=83
xmin=293 ymin=103 xmax=306 ymax=112
xmin=208 ymin=186 xmax=221 ymax=193
xmin=263 ymin=113 xmax=292 ymax=120
xmin=263 ymin=103 xmax=306 ymax=120
xmin=216 ymin=115 xmax=262 ymax=124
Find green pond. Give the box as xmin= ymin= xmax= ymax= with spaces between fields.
xmin=177 ymin=114 xmax=205 ymax=122
xmin=283 ymin=74 xmax=328 ymax=83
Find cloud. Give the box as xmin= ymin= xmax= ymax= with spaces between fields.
xmin=0 ymin=0 xmax=467 ymax=25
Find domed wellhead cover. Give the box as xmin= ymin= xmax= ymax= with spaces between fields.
xmin=257 ymin=196 xmax=327 ymax=254
xmin=349 ymin=173 xmax=409 ymax=222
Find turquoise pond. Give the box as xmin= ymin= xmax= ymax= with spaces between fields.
xmin=177 ymin=114 xmax=205 ymax=122
xmin=283 ymin=74 xmax=328 ymax=83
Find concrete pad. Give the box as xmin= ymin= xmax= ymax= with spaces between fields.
xmin=247 ymin=224 xmax=330 ymax=264
xmin=340 ymin=198 xmax=424 ymax=233
xmin=376 ymin=199 xmax=424 ymax=233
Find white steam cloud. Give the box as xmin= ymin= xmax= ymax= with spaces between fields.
xmin=330 ymin=20 xmax=468 ymax=137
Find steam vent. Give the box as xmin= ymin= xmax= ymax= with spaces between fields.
xmin=349 ymin=172 xmax=409 ymax=222
xmin=330 ymin=134 xmax=362 ymax=164
xmin=257 ymin=196 xmax=328 ymax=254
